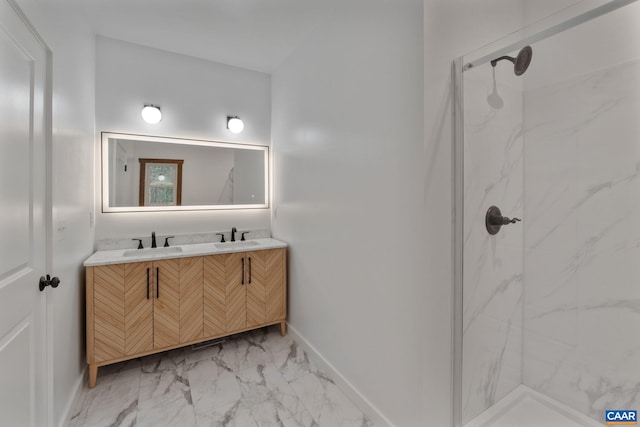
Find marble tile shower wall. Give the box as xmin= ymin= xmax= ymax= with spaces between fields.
xmin=462 ymin=66 xmax=524 ymax=424
xmin=522 ymin=58 xmax=640 ymax=421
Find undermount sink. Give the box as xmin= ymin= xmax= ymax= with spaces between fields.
xmin=123 ymin=246 xmax=183 ymax=257
xmin=214 ymin=240 xmax=260 ymax=249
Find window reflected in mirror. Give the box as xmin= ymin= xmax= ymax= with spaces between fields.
xmin=139 ymin=158 xmax=183 ymax=206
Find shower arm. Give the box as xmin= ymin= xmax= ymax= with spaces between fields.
xmin=490 ymin=55 xmax=516 ymax=67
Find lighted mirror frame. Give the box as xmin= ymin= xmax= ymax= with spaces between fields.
xmin=101 ymin=132 xmax=269 ymax=213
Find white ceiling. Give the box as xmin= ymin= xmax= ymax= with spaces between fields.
xmin=61 ymin=0 xmax=339 ymax=73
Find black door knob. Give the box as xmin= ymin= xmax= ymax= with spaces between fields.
xmin=39 ymin=274 xmax=61 ymax=291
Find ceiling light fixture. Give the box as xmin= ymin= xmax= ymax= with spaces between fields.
xmin=227 ymin=116 xmax=244 ymax=134
xmin=141 ymin=105 xmax=162 ymax=124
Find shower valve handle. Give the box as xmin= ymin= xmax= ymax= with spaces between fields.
xmin=486 ymin=206 xmax=521 ymax=235
xmin=492 ymin=216 xmax=521 ymax=225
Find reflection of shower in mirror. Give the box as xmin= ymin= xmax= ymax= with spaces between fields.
xmin=217 ymin=167 xmax=234 ymax=204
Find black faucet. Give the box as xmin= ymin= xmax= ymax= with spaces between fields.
xmin=231 ymin=227 xmax=237 ymax=242
xmin=151 ymin=231 xmax=157 ymax=248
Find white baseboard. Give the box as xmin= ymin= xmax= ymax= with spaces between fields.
xmin=57 ymin=367 xmax=87 ymax=427
xmin=287 ymin=323 xmax=396 ymax=427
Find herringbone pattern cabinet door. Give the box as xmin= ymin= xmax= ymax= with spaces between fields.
xmin=225 ymin=252 xmax=246 ymax=332
xmin=124 ymin=262 xmax=153 ymax=355
xmin=265 ymin=248 xmax=286 ymax=323
xmin=154 ymin=258 xmax=180 ymax=349
xmin=93 ymin=264 xmax=126 ymax=362
xmin=246 ymin=251 xmax=267 ymax=328
xmin=204 ymin=255 xmax=226 ymax=336
xmin=180 ymin=257 xmax=204 ymax=343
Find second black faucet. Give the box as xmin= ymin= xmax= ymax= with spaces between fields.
xmin=216 ymin=227 xmax=247 ymax=243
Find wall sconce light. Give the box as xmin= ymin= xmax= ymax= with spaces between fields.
xmin=141 ymin=105 xmax=162 ymax=124
xmin=227 ymin=116 xmax=244 ymax=134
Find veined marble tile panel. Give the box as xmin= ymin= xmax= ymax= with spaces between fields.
xmin=523 ymin=221 xmax=579 ymax=347
xmin=524 ymin=331 xmax=640 ymax=421
xmin=523 ymin=57 xmax=640 ymax=422
xmin=462 ymin=63 xmax=524 ymax=424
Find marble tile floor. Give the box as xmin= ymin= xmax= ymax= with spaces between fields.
xmin=67 ymin=326 xmax=373 ymax=427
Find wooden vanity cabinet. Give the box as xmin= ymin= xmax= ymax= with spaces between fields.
xmin=152 ymin=257 xmax=204 ymax=348
xmin=203 ymin=254 xmax=227 ymax=336
xmin=247 ymin=249 xmax=287 ymax=330
xmin=204 ymin=248 xmax=287 ymax=336
xmin=86 ymin=248 xmax=285 ymax=388
xmin=90 ymin=261 xmax=154 ymax=363
xmin=87 ymin=256 xmax=203 ymax=387
xmin=219 ymin=248 xmax=287 ymax=335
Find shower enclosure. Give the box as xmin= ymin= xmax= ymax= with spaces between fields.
xmin=453 ymin=1 xmax=640 ymax=426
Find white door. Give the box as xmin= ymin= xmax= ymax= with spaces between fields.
xmin=0 ymin=1 xmax=49 ymax=426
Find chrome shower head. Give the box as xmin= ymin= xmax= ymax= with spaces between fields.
xmin=490 ymin=46 xmax=533 ymax=76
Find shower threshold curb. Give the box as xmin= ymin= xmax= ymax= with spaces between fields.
xmin=464 ymin=385 xmax=601 ymax=427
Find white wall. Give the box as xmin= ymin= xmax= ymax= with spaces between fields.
xmin=272 ymin=1 xmax=424 ymax=424
xmin=95 ymin=37 xmax=272 ymax=240
xmin=272 ymin=0 xmax=530 ymax=425
xmin=13 ymin=1 xmax=96 ymax=425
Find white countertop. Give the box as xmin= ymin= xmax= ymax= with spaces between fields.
xmin=84 ymin=238 xmax=288 ymax=267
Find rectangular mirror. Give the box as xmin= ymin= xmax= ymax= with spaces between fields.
xmin=102 ymin=132 xmax=269 ymax=212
